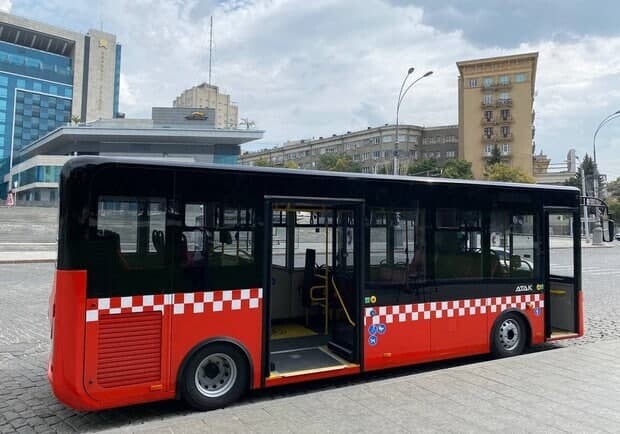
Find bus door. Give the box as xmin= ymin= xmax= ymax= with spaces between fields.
xmin=264 ymin=197 xmax=363 ymax=385
xmin=545 ymin=209 xmax=581 ymax=339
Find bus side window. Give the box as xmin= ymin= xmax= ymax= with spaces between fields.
xmin=489 ymin=211 xmax=535 ymax=279
xmin=433 ymin=208 xmax=483 ymax=280
xmin=368 ymin=207 xmax=426 ymax=286
xmin=174 ymin=202 xmax=260 ymax=291
xmin=89 ymin=196 xmax=169 ymax=296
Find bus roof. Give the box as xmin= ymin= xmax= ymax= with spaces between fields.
xmin=62 ymin=155 xmax=580 ymax=194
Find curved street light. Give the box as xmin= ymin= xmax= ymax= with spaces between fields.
xmin=593 ymin=109 xmax=620 ymax=164
xmin=394 ymin=69 xmax=433 ymax=175
xmin=592 ymin=109 xmax=620 ymax=197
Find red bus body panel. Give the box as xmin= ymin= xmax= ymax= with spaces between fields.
xmin=49 ymin=269 xmax=263 ymax=411
xmin=363 ymin=294 xmax=545 ymax=371
xmin=50 ymin=269 xmax=548 ymax=410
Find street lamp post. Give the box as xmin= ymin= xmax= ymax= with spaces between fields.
xmin=592 ymin=110 xmax=620 ymax=198
xmin=393 ymin=69 xmax=433 ymax=175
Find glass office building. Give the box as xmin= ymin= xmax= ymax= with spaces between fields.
xmin=0 ymin=40 xmax=73 ymax=194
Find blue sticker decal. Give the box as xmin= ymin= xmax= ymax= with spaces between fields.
xmin=377 ymin=324 xmax=387 ymax=335
xmin=369 ymin=309 xmax=377 ymax=317
xmin=534 ymin=307 xmax=541 ymax=316
xmin=368 ymin=325 xmax=378 ymax=336
xmin=368 ymin=335 xmax=377 ymax=346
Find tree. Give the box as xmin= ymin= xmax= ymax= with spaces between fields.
xmin=282 ymin=161 xmax=299 ymax=169
xmin=71 ymin=115 xmax=81 ymax=125
xmin=253 ymin=157 xmax=272 ymax=167
xmin=441 ymin=159 xmax=473 ymax=179
xmin=407 ymin=159 xmax=439 ymax=176
xmin=376 ymin=163 xmax=390 ymax=174
xmin=608 ymin=198 xmax=620 ymax=221
xmin=316 ymin=154 xmax=361 ymax=173
xmin=606 ymin=177 xmax=620 ymax=199
xmin=486 ymin=145 xmax=502 ymax=166
xmin=564 ymin=153 xmax=597 ymax=195
xmin=484 ymin=163 xmax=535 ymax=183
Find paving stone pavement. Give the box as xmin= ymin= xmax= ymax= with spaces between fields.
xmin=100 ymin=340 xmax=620 ymax=433
xmin=2 ymin=245 xmax=620 ymax=433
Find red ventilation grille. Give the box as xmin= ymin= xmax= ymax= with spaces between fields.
xmin=97 ymin=311 xmax=162 ymax=388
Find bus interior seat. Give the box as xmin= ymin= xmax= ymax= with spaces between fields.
xmin=220 ymin=230 xmax=233 ymax=244
xmin=87 ymin=230 xmax=131 ymax=290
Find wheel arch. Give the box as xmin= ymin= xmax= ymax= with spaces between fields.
xmin=175 ymin=336 xmax=254 ymax=399
xmin=490 ymin=309 xmax=533 ymax=349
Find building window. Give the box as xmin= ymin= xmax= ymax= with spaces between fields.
xmin=382 ymin=135 xmax=392 ymax=143
xmin=515 ymin=73 xmax=526 ymax=83
xmin=484 ymin=127 xmax=493 ymax=138
xmin=483 ymin=94 xmax=493 ymax=105
xmin=483 ymin=77 xmax=494 ymax=88
xmin=499 ymin=92 xmax=510 ymax=102
xmin=499 ymin=75 xmax=510 ymax=85
xmin=501 ymin=109 xmax=510 ymax=120
xmin=369 ymin=137 xmax=380 ymax=145
xmin=485 ymin=144 xmax=494 ymax=154
xmin=409 ymin=135 xmax=418 ymax=144
xmin=501 ymin=143 xmax=511 ymax=155
xmin=373 ymin=151 xmax=381 ymax=160
xmin=446 ymin=151 xmax=456 ymax=158
xmin=469 ymin=79 xmax=478 ymax=88
xmin=501 ymin=126 xmax=510 ymax=137
xmin=484 ymin=110 xmax=493 ymax=121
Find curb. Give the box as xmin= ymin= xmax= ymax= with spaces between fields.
xmin=0 ymin=258 xmax=56 ymax=264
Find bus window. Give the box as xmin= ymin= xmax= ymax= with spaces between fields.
xmin=272 ymin=210 xmax=287 ymax=267
xmin=175 ymin=202 xmax=260 ymax=291
xmin=89 ymin=196 xmax=170 ymax=296
xmin=489 ymin=211 xmax=535 ymax=279
xmin=434 ymin=208 xmax=482 ymax=280
xmin=368 ymin=207 xmax=426 ymax=285
xmin=294 ymin=210 xmax=333 ymax=269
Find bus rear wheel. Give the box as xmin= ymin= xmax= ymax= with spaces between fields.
xmin=492 ymin=313 xmax=526 ymax=358
xmin=182 ymin=343 xmax=248 ymax=411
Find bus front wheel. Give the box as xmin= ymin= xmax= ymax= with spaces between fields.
xmin=182 ymin=343 xmax=249 ymax=411
xmin=491 ymin=313 xmax=527 ymax=358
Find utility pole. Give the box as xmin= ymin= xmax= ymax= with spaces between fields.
xmin=208 ymin=16 xmax=213 ymax=85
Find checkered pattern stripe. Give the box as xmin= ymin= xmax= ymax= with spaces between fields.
xmin=364 ymin=294 xmax=544 ymax=325
xmin=86 ymin=288 xmax=263 ymax=322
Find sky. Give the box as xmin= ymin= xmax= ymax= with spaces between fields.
xmin=3 ymin=0 xmax=620 ymax=180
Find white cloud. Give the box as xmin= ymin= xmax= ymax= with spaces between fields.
xmin=11 ymin=0 xmax=620 ymax=179
xmin=0 ymin=0 xmax=11 ymax=13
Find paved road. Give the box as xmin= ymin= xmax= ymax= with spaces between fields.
xmin=1 ymin=246 xmax=619 ymax=432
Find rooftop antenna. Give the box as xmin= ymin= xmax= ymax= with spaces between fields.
xmin=208 ymin=16 xmax=213 ymax=85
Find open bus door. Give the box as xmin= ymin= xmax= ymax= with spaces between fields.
xmin=544 ymin=208 xmax=581 ymax=340
xmin=263 ymin=197 xmax=363 ymax=386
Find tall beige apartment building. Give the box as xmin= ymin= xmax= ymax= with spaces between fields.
xmin=173 ymin=82 xmax=238 ymax=129
xmin=457 ymin=53 xmax=538 ymax=178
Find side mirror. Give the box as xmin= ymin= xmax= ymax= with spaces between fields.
xmin=510 ymin=254 xmax=521 ymax=269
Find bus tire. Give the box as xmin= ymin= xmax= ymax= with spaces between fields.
xmin=181 ymin=343 xmax=248 ymax=411
xmin=491 ymin=312 xmax=526 ymax=358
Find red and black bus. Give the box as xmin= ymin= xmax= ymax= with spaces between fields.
xmin=48 ymin=157 xmax=607 ymax=411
